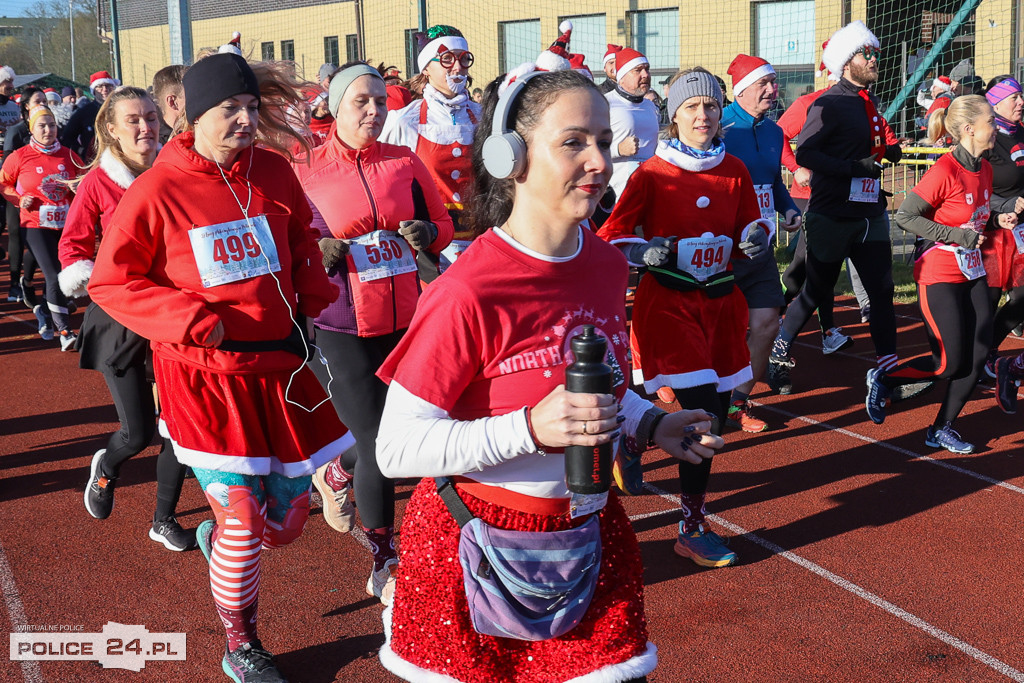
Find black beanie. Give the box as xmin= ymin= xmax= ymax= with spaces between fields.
xmin=183 ymin=53 xmax=261 ymax=124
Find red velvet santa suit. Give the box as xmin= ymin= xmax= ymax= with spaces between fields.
xmin=598 ymin=140 xmax=763 ymax=393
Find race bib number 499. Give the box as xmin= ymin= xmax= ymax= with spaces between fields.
xmin=188 ymin=215 xmax=280 ymax=288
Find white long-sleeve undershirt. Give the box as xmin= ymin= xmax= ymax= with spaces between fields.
xmin=376 ymin=381 xmax=654 ymax=499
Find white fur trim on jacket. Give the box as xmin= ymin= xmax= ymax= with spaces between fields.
xmin=740 ymin=217 xmax=777 ymax=245
xmin=98 ymin=149 xmax=137 ymax=190
xmin=380 ymin=604 xmax=659 ymax=683
xmin=90 ymin=77 xmax=119 ymax=94
xmin=58 ymin=259 xmax=94 ymax=298
xmin=654 ymin=139 xmax=725 ymax=172
xmin=159 ymin=420 xmax=355 ymax=476
xmin=822 ymin=21 xmax=879 ymax=76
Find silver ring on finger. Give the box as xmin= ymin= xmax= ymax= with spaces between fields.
xmin=582 ymin=421 xmax=589 ymax=435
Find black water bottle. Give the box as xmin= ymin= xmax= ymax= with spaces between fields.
xmin=564 ymin=325 xmax=613 ymax=494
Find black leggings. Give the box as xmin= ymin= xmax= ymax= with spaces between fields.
xmin=989 ymin=285 xmax=1024 ymax=350
xmin=781 ymin=230 xmax=836 ymax=330
xmin=672 ymin=384 xmax=729 ymax=495
xmin=102 ymin=365 xmax=187 ymax=521
xmin=882 ymin=279 xmax=992 ymax=426
xmin=782 ymin=239 xmax=897 ymax=357
xmin=4 ymin=203 xmax=37 ymax=285
xmin=310 ymin=326 xmax=405 ymax=530
xmin=23 ymin=227 xmax=69 ymax=330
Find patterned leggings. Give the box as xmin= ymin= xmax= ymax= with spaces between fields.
xmin=192 ymin=468 xmax=311 ymax=646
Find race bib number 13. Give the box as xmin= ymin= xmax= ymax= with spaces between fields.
xmin=188 ymin=215 xmax=280 ymax=288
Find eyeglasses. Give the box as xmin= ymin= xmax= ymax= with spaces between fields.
xmin=859 ymin=46 xmax=881 ymax=61
xmin=432 ymin=51 xmax=474 ymax=69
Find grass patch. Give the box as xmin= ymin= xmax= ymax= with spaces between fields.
xmin=774 ymin=245 xmax=918 ymax=304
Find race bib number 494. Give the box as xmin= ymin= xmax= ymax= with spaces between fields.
xmin=676 ymin=233 xmax=733 ymax=282
xmin=188 ymin=215 xmax=280 ymax=288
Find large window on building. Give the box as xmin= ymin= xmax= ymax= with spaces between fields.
xmin=559 ymin=14 xmax=607 ymax=83
xmin=628 ymin=8 xmax=679 ymax=76
xmin=754 ymin=0 xmax=815 ymax=114
xmin=499 ymin=19 xmax=541 ymax=74
xmin=346 ymin=34 xmax=359 ymax=63
xmin=281 ymin=40 xmax=295 ymax=62
xmin=261 ymin=42 xmax=275 ymax=61
xmin=324 ymin=36 xmax=339 ymax=66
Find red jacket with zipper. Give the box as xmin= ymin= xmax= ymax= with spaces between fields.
xmin=88 ymin=132 xmax=338 ymax=374
xmin=292 ymin=136 xmax=453 ymax=337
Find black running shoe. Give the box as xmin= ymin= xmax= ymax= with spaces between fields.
xmin=222 ymin=641 xmax=288 ymax=683
xmin=767 ymin=355 xmax=795 ymax=395
xmin=995 ymin=357 xmax=1019 ymax=414
xmin=84 ymin=449 xmax=116 ymax=519
xmin=20 ymin=277 xmax=37 ymax=310
xmin=149 ymin=517 xmax=198 ymax=552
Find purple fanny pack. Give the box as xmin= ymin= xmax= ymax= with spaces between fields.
xmin=435 ymin=478 xmax=602 ymax=641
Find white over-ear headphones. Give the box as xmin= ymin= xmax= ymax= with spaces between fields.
xmin=481 ymin=71 xmax=542 ymax=180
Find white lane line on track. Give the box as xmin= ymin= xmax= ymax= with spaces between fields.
xmin=628 ymin=507 xmax=681 ymax=522
xmin=0 ymin=537 xmax=44 ymax=683
xmin=641 ymin=481 xmax=1024 ymax=681
xmin=751 ymin=402 xmax=1024 ymax=496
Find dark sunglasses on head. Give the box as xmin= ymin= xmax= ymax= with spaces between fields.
xmin=432 ymin=51 xmax=474 ymax=69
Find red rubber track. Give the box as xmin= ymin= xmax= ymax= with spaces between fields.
xmin=1 ymin=284 xmax=1022 ymax=682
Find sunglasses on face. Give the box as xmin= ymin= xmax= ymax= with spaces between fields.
xmin=859 ymin=46 xmax=880 ymax=61
xmin=432 ymin=51 xmax=474 ymax=69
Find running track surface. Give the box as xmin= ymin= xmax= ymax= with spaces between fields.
xmin=1 ymin=290 xmax=1023 ymax=683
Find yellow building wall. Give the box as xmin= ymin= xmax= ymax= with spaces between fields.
xmin=976 ymin=0 xmax=1014 ymax=80
xmin=111 ymin=0 xmax=1016 ymax=98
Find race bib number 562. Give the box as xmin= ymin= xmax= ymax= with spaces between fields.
xmin=188 ymin=215 xmax=280 ymax=288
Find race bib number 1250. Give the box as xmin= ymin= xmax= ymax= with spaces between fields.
xmin=188 ymin=215 xmax=280 ymax=288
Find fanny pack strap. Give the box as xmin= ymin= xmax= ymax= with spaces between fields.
xmin=435 ymin=477 xmax=475 ymax=528
xmin=218 ymin=315 xmax=310 ymax=360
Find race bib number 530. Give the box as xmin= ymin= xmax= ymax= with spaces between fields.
xmin=349 ymin=230 xmax=417 ymax=282
xmin=188 ymin=215 xmax=280 ymax=288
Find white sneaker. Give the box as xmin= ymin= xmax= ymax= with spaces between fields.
xmin=821 ymin=327 xmax=853 ymax=355
xmin=366 ymin=557 xmax=399 ymax=606
xmin=59 ymin=330 xmax=78 ymax=352
xmin=33 ymin=305 xmax=54 ymax=341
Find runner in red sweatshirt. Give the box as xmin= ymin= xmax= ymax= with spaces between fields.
xmin=89 ymin=54 xmax=352 ymax=683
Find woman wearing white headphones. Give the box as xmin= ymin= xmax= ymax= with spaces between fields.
xmin=89 ymin=53 xmax=352 ymax=683
xmin=375 ymin=67 xmax=723 ymax=683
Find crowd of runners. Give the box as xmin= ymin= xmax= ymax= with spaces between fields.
xmin=0 ymin=16 xmax=1022 ymax=683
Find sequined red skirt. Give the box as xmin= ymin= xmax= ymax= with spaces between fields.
xmin=380 ymin=478 xmax=654 ymax=683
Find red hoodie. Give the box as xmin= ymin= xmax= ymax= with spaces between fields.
xmin=89 ymin=133 xmax=338 ymax=374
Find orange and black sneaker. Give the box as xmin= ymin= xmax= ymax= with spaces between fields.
xmin=726 ymin=400 xmax=767 ymax=433
xmin=84 ymin=449 xmax=117 ymax=519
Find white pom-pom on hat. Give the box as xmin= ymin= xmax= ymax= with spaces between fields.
xmin=559 ymin=20 xmax=573 ymax=33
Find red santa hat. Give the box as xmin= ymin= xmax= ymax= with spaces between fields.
xmin=0 ymin=65 xmax=14 ymax=83
xmin=932 ymin=75 xmax=952 ymax=93
xmin=536 ymin=21 xmax=573 ymax=72
xmin=727 ymin=54 xmax=776 ymax=96
xmin=218 ymin=31 xmax=243 ymax=56
xmin=603 ymin=44 xmax=622 ymax=66
xmin=89 ymin=70 xmax=120 ymax=94
xmin=821 ymin=21 xmax=879 ymax=77
xmin=615 ymin=48 xmax=648 ymax=81
xmin=569 ymin=53 xmax=593 ymax=81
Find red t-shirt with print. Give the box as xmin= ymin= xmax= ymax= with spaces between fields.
xmin=911 ymin=151 xmax=992 ymax=285
xmin=378 ymin=227 xmax=630 ymax=424
xmin=0 ymin=144 xmax=82 ymax=229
